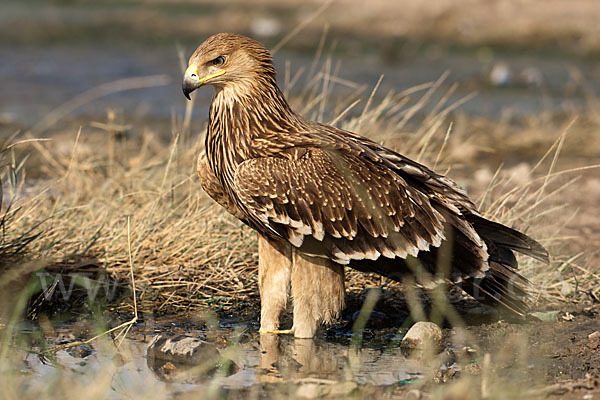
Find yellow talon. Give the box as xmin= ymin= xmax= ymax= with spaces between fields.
xmin=259 ymin=328 xmax=294 ymax=335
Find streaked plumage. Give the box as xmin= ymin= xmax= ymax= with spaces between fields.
xmin=185 ymin=33 xmax=549 ymax=336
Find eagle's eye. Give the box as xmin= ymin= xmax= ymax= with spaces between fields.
xmin=211 ymin=56 xmax=226 ymax=66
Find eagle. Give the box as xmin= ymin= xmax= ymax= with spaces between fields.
xmin=183 ymin=33 xmax=549 ymax=338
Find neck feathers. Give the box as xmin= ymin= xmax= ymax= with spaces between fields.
xmin=205 ymin=74 xmax=304 ymax=188
xmin=211 ymin=74 xmax=297 ymax=134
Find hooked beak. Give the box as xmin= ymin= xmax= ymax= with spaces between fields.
xmin=182 ymin=64 xmax=226 ymax=100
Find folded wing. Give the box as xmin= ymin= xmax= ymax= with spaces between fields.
xmin=233 ymin=145 xmax=490 ymax=285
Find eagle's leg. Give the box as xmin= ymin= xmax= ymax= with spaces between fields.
xmin=291 ymin=252 xmax=345 ymax=338
xmin=258 ymin=234 xmax=293 ymax=334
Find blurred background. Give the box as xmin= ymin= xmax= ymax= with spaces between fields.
xmin=3 ymin=0 xmax=600 ymax=127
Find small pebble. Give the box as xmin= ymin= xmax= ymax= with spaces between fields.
xmin=588 ymin=331 xmax=600 ymax=349
xmin=562 ymin=312 xmax=575 ymax=321
xmin=489 ymin=62 xmax=512 ymax=86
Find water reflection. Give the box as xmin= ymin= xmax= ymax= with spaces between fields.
xmin=142 ymin=330 xmax=424 ymax=387
xmin=20 ymin=326 xmax=425 ymax=395
xmin=258 ymin=334 xmax=425 ymax=385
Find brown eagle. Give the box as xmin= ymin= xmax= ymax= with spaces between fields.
xmin=183 ymin=33 xmax=548 ymax=338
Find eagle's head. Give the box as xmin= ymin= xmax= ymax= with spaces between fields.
xmin=182 ymin=33 xmax=276 ymax=99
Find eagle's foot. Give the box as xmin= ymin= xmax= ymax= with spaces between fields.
xmin=259 ymin=328 xmax=294 ymax=335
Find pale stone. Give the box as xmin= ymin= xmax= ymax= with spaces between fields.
xmin=401 ymin=321 xmax=443 ymax=354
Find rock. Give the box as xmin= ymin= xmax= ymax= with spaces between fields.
xmin=146 ymin=334 xmax=238 ymax=382
xmin=588 ymin=331 xmax=600 ymax=349
xmin=489 ymin=62 xmax=512 ymax=86
xmin=66 ymin=344 xmax=94 ymax=359
xmin=401 ymin=321 xmax=443 ymax=355
xmin=147 ymin=334 xmax=220 ymax=365
xmin=406 ymin=389 xmax=423 ymax=400
xmin=562 ymin=312 xmax=575 ymax=321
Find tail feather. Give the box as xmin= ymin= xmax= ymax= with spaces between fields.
xmin=463 ymin=214 xmax=547 ymax=316
xmin=467 ymin=214 xmax=549 ymax=263
xmin=349 ymin=215 xmax=548 ymax=317
xmin=461 ymin=261 xmax=533 ymax=316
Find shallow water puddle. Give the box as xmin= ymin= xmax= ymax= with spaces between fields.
xmin=15 ymin=322 xmax=425 ymax=397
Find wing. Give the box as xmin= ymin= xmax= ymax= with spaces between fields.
xmin=233 ymin=145 xmax=490 ymax=283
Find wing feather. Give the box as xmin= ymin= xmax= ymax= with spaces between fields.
xmin=233 ymin=146 xmax=483 ymax=275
